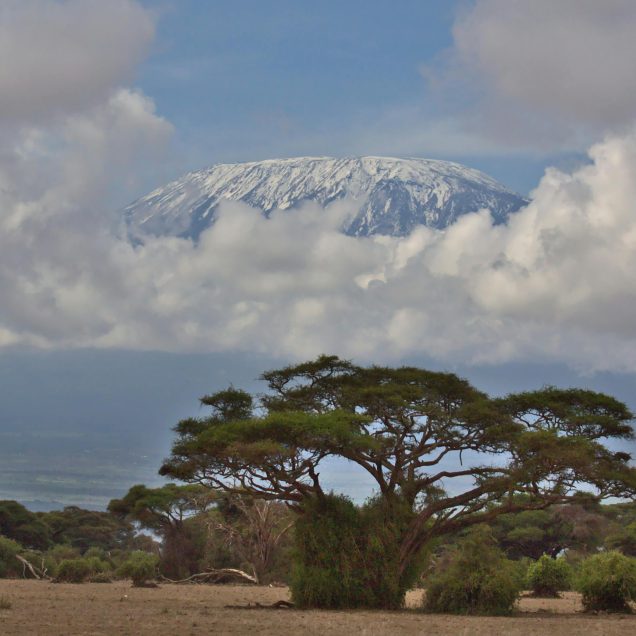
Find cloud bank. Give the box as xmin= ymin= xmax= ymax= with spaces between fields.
xmin=2 ymin=0 xmax=636 ymax=373
xmin=3 ymin=127 xmax=636 ymax=371
xmin=0 ymin=0 xmax=155 ymax=126
xmin=422 ymin=0 xmax=636 ymax=151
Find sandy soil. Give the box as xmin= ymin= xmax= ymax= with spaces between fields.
xmin=1 ymin=580 xmax=635 ymax=636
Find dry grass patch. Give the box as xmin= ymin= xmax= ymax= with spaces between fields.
xmin=1 ymin=580 xmax=636 ymax=636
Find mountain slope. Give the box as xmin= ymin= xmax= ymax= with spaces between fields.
xmin=123 ymin=156 xmax=527 ymax=239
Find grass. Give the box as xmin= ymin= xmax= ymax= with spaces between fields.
xmin=0 ymin=595 xmax=12 ymax=610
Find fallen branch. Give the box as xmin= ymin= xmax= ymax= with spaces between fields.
xmin=158 ymin=568 xmax=258 ymax=585
xmin=224 ymin=600 xmax=294 ymax=610
xmin=15 ymin=554 xmax=47 ymax=580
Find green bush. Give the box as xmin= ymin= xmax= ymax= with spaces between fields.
xmin=527 ymin=555 xmax=572 ymax=597
xmin=56 ymin=558 xmax=92 ymax=583
xmin=577 ymin=551 xmax=636 ymax=613
xmin=84 ymin=556 xmax=111 ymax=574
xmin=511 ymin=557 xmax=533 ymax=590
xmin=117 ymin=551 xmax=159 ymax=587
xmin=46 ymin=544 xmax=80 ymax=564
xmin=423 ymin=526 xmax=521 ymax=616
xmin=0 ymin=536 xmax=21 ymax=578
xmin=83 ymin=547 xmax=107 ymax=561
xmin=291 ymin=495 xmax=424 ymax=610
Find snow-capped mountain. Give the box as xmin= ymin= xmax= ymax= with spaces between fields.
xmin=123 ymin=156 xmax=527 ymax=239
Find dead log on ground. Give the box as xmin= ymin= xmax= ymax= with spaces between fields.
xmin=224 ymin=600 xmax=294 ymax=609
xmin=15 ymin=554 xmax=49 ymax=580
xmin=158 ymin=568 xmax=258 ymax=585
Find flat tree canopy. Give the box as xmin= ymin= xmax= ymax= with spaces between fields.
xmin=160 ymin=355 xmax=636 ymax=596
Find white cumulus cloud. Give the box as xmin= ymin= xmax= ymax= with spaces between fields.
xmin=3 ymin=128 xmax=636 ymax=372
xmin=0 ymin=0 xmax=156 ymax=126
xmin=423 ymin=0 xmax=636 ymax=150
xmin=2 ymin=0 xmax=636 ymax=374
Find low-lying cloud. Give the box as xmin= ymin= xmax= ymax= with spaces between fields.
xmin=2 ymin=0 xmax=636 ymax=373
xmin=2 ymin=126 xmax=636 ymax=372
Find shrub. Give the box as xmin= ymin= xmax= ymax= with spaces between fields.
xmin=0 ymin=536 xmax=22 ymax=578
xmin=46 ymin=544 xmax=80 ymax=564
xmin=83 ymin=547 xmax=107 ymax=561
xmin=291 ymin=495 xmax=424 ymax=610
xmin=88 ymin=571 xmax=113 ymax=583
xmin=577 ymin=551 xmax=636 ymax=613
xmin=423 ymin=526 xmax=521 ymax=616
xmin=84 ymin=556 xmax=111 ymax=575
xmin=527 ymin=555 xmax=572 ymax=597
xmin=510 ymin=557 xmax=532 ymax=589
xmin=56 ymin=558 xmax=92 ymax=583
xmin=0 ymin=595 xmax=12 ymax=610
xmin=118 ymin=551 xmax=159 ymax=587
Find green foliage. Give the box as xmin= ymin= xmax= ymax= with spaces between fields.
xmin=491 ymin=500 xmax=607 ymax=560
xmin=83 ymin=547 xmax=108 ymax=561
xmin=40 ymin=506 xmax=134 ymax=553
xmin=603 ymin=504 xmax=636 ymax=556
xmin=84 ymin=556 xmax=111 ymax=574
xmin=527 ymin=555 xmax=572 ymax=597
xmin=0 ymin=501 xmax=50 ymax=550
xmin=54 ymin=553 xmax=111 ymax=583
xmin=109 ymin=483 xmax=215 ymax=579
xmin=118 ymin=551 xmax=159 ymax=587
xmin=160 ymin=356 xmax=636 ymax=609
xmin=423 ymin=527 xmax=521 ymax=616
xmin=0 ymin=536 xmax=22 ymax=578
xmin=46 ymin=544 xmax=80 ymax=564
xmin=577 ymin=551 xmax=636 ymax=612
xmin=291 ymin=495 xmax=366 ymax=609
xmin=291 ymin=495 xmax=424 ymax=610
xmin=606 ymin=521 xmax=636 ymax=556
xmin=108 ymin=484 xmax=213 ymax=533
xmin=56 ymin=558 xmax=92 ymax=583
xmin=88 ymin=571 xmax=114 ymax=583
xmin=41 ymin=544 xmax=82 ymax=577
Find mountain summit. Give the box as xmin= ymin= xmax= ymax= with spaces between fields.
xmin=123 ymin=156 xmax=527 ymax=239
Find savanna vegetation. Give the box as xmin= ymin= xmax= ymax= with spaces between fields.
xmin=2 ymin=355 xmax=636 ymax=615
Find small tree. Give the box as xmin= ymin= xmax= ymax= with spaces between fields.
xmin=55 ymin=558 xmax=92 ymax=583
xmin=423 ymin=526 xmax=521 ymax=615
xmin=527 ymin=554 xmax=572 ymax=597
xmin=118 ymin=551 xmax=159 ymax=587
xmin=108 ymin=484 xmax=215 ymax=579
xmin=38 ymin=506 xmax=133 ymax=553
xmin=603 ymin=503 xmax=636 ymax=556
xmin=492 ymin=498 xmax=608 ymax=560
xmin=0 ymin=501 xmax=50 ymax=550
xmin=577 ymin=551 xmax=636 ymax=612
xmin=0 ymin=536 xmax=22 ymax=578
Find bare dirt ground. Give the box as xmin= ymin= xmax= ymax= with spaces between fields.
xmin=1 ymin=580 xmax=635 ymax=636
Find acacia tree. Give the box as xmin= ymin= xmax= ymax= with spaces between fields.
xmin=160 ymin=356 xmax=636 ymax=608
xmin=108 ymin=484 xmax=215 ymax=578
xmin=490 ymin=497 xmax=609 ymax=559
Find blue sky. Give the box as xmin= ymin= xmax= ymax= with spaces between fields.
xmin=131 ymin=0 xmax=560 ymax=195
xmin=1 ymin=0 xmax=636 ymax=508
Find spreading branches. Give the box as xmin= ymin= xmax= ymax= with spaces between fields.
xmin=160 ymin=355 xmax=636 ymax=582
